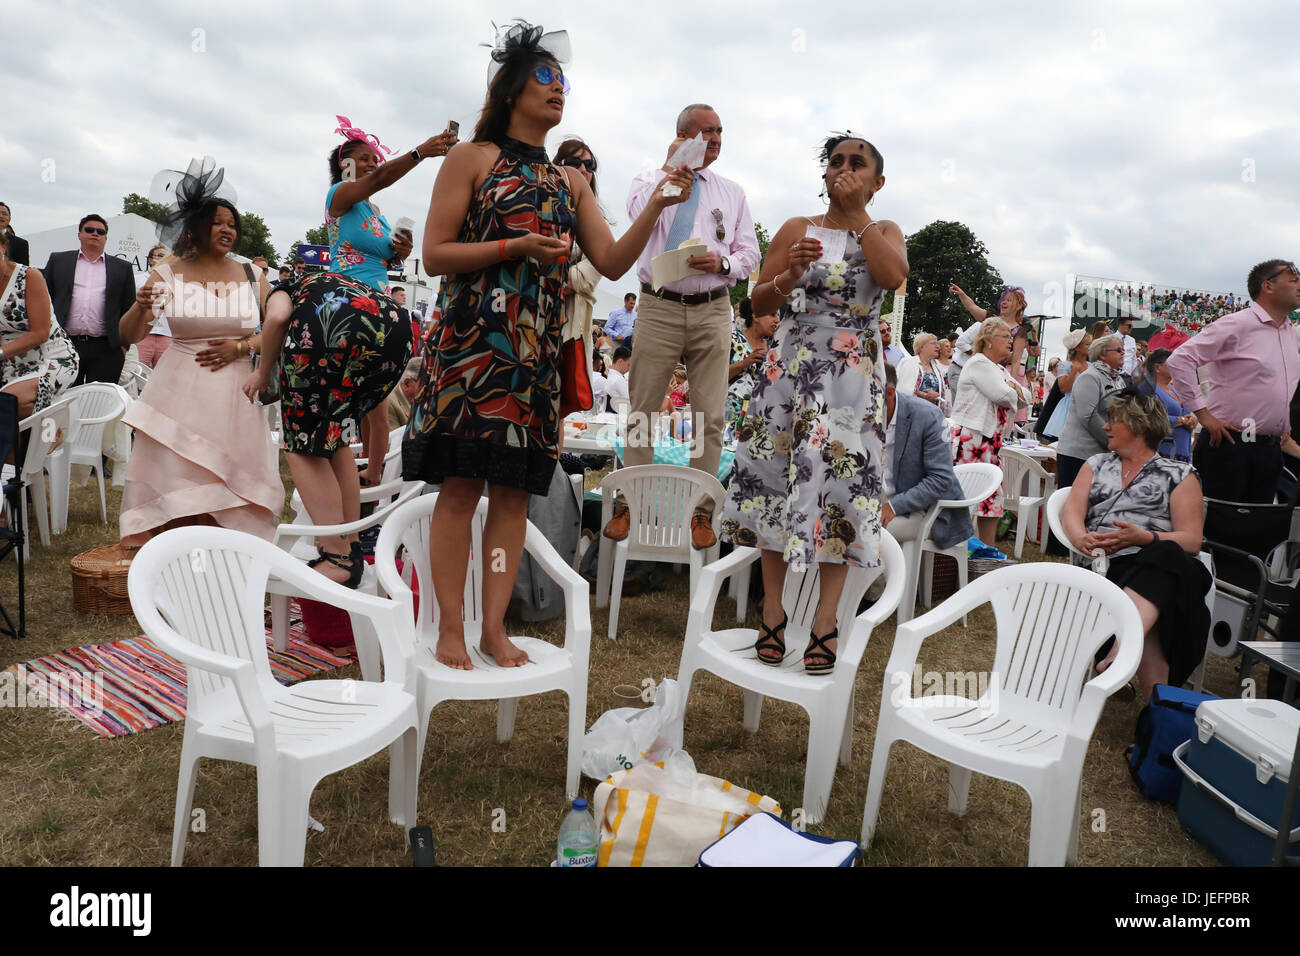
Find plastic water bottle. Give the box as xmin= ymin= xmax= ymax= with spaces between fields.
xmin=556 ymin=798 xmax=598 ymax=868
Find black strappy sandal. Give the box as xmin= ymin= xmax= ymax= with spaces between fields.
xmin=754 ymin=614 xmax=787 ymax=666
xmin=308 ymin=548 xmax=364 ymax=589
xmin=804 ymin=628 xmax=838 ymax=675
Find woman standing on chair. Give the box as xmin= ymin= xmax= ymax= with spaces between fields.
xmin=244 ymin=119 xmax=455 ymax=584
xmin=402 ymin=21 xmax=691 ymax=669
xmin=720 ymin=132 xmax=909 ymax=675
xmin=0 ymin=231 xmax=79 ymax=418
xmin=947 ymin=317 xmax=1031 ymax=546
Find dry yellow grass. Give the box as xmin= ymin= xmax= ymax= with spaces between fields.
xmin=0 ymin=474 xmax=1234 ymax=866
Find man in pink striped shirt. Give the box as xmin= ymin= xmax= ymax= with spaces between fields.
xmin=1167 ymin=259 xmax=1300 ymax=502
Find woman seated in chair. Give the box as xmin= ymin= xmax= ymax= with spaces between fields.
xmin=1060 ymin=389 xmax=1211 ymax=700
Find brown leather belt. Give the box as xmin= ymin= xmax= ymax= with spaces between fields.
xmin=640 ymin=281 xmax=728 ymax=306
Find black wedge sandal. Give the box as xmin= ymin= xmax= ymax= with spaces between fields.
xmin=803 ymin=628 xmax=838 ymax=675
xmin=308 ymin=549 xmax=364 ymax=589
xmin=754 ymin=614 xmax=787 ymax=666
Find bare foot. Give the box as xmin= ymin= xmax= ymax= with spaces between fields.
xmin=480 ymin=629 xmax=530 ymax=667
xmin=435 ymin=629 xmax=473 ymax=669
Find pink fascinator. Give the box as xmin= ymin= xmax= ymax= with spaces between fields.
xmin=334 ymin=115 xmax=394 ymax=163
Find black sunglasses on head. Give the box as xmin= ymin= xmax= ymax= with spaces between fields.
xmin=557 ymin=156 xmax=596 ymax=172
xmin=1265 ymin=262 xmax=1299 ymax=283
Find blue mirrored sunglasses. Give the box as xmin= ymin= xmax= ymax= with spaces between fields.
xmin=534 ymin=65 xmax=570 ymax=95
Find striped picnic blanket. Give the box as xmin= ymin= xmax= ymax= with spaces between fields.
xmin=3 ymin=604 xmax=353 ymax=737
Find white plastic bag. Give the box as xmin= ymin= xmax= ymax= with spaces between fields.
xmin=581 ymin=679 xmax=682 ymax=780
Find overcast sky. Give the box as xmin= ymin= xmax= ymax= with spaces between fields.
xmin=6 ymin=0 xmax=1298 ymax=353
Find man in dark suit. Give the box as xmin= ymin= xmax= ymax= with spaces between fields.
xmin=42 ymin=214 xmax=137 ymax=385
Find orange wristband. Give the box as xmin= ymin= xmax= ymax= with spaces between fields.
xmin=498 ymin=238 xmax=511 ymax=261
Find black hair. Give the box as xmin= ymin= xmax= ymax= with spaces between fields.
xmin=819 ymin=132 xmax=883 ymax=177
xmin=328 ymin=140 xmax=375 ymax=185
xmin=884 ymin=362 xmax=897 ymax=388
xmin=1147 ymin=347 xmax=1172 ymax=368
xmin=474 ymin=26 xmax=557 ymax=145
xmin=172 ymin=199 xmax=241 ymax=259
xmin=79 ymin=213 xmax=108 ymax=232
xmin=613 ymin=346 xmax=632 ymax=363
xmin=624 ymin=292 xmax=636 ymax=303
xmin=1248 ymin=259 xmax=1293 ymax=299
xmin=555 ymin=138 xmax=598 ymax=197
xmin=738 ymin=297 xmax=754 ymax=327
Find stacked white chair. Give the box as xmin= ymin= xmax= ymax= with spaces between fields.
xmin=44 ymin=383 xmax=130 ymax=532
xmin=374 ymin=493 xmax=591 ymax=809
xmin=1 ymin=395 xmax=73 ymax=558
xmin=861 ymin=561 xmax=1145 ymax=866
xmin=595 ymin=464 xmax=725 ymax=640
xmin=671 ymin=532 xmax=906 ymax=825
xmin=127 ymin=527 xmax=420 ymax=867
xmin=999 ymin=447 xmax=1054 ymax=558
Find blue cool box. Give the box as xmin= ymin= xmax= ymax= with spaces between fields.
xmin=1174 ymin=698 xmax=1300 ymax=866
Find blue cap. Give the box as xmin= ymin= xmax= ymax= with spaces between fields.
xmin=572 ymin=798 xmax=588 ymax=811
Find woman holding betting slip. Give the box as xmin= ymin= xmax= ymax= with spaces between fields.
xmin=719 ymin=133 xmax=908 ymax=675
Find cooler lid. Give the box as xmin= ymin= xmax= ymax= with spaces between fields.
xmin=1195 ymin=698 xmax=1300 ymax=784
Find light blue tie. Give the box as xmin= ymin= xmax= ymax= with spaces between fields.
xmin=663 ymin=172 xmax=701 ymax=252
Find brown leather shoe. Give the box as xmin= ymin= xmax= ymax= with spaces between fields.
xmin=603 ymin=505 xmax=631 ymax=540
xmin=690 ymin=513 xmax=717 ymax=550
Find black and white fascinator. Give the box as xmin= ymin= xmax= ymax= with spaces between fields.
xmin=484 ymin=19 xmax=570 ymax=88
xmin=149 ymin=157 xmax=238 ymax=250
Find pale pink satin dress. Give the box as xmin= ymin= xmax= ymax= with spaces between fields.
xmin=120 ymin=275 xmax=284 ymax=546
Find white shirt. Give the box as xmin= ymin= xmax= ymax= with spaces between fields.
xmin=952 ymin=320 xmax=982 ymax=368
xmin=607 ymin=366 xmax=629 ymax=404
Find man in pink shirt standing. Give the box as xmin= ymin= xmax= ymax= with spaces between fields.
xmin=1167 ymin=259 xmax=1300 ymax=502
xmin=42 ymin=214 xmax=137 ymax=385
xmin=603 ymin=103 xmax=760 ymax=549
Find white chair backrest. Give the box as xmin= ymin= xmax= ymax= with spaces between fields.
xmin=129 ymin=529 xmax=277 ymax=723
xmin=950 ymin=462 xmax=1003 ymax=508
xmin=65 ymin=383 xmax=129 ymax=454
xmin=999 ymin=447 xmax=1049 ymax=503
xmin=19 ymin=397 xmax=73 ymax=482
xmin=374 ymin=492 xmax=488 ymax=645
xmin=777 ymin=533 xmax=900 ymax=647
xmin=597 ymin=464 xmax=726 ymax=555
xmin=986 ymin=564 xmax=1134 ymax=714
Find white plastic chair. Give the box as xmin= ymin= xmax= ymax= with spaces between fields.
xmin=269 ymin=478 xmax=426 ymax=679
xmin=671 ymin=532 xmax=907 ymax=825
xmin=44 ymin=383 xmax=129 ymax=531
xmin=860 ymin=562 xmax=1145 ymax=866
xmin=373 ymin=493 xmax=591 ymax=804
xmin=1045 ymin=486 xmax=1218 ymax=691
xmin=905 ymin=462 xmax=1003 ymax=626
xmin=0 ymin=396 xmax=73 ymax=558
xmin=999 ymin=447 xmax=1054 ymax=558
xmin=127 ymin=526 xmax=420 ymax=867
xmin=595 ymin=464 xmax=725 ymax=640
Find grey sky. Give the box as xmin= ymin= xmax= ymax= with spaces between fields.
xmin=6 ymin=0 xmax=1297 ymax=349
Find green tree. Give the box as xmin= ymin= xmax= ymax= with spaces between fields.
xmin=122 ymin=193 xmax=171 ymax=223
xmin=236 ymin=211 xmax=278 ymax=265
xmin=898 ymin=220 xmax=1004 ymax=340
xmin=730 ymin=220 xmax=772 ymax=308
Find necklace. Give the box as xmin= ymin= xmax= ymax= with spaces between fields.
xmin=1120 ymin=453 xmax=1153 ymax=486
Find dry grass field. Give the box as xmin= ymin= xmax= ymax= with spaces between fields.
xmin=0 ymin=471 xmax=1236 ymax=867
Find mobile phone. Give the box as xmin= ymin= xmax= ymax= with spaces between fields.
xmin=447 ymin=120 xmax=459 ymax=137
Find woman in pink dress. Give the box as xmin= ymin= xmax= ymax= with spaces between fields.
xmin=117 ymin=160 xmax=283 ymax=545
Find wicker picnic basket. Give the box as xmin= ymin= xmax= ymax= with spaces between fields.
xmin=71 ymin=544 xmax=136 ymax=615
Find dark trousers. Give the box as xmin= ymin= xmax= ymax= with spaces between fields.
xmin=1192 ymin=430 xmax=1282 ymax=503
xmin=1044 ymin=453 xmax=1088 ymax=557
xmin=70 ymin=335 xmax=126 ymax=387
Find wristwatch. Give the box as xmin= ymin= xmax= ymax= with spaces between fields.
xmin=409 ymin=147 xmax=422 ymax=163
xmin=720 ymin=256 xmax=731 ymax=276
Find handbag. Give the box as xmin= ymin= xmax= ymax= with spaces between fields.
xmin=558 ymin=336 xmax=594 ymax=417
xmin=242 ymin=263 xmax=279 ymax=405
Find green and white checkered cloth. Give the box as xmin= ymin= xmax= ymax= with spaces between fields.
xmin=610 ymin=435 xmax=736 ymax=483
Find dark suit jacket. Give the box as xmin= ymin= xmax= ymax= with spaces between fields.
xmin=888 ymin=392 xmax=975 ymax=550
xmin=5 ymin=233 xmax=29 ymax=266
xmin=42 ymin=250 xmax=136 ymax=348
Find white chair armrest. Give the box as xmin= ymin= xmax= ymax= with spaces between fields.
xmin=523 ymin=522 xmax=591 ymax=657
xmin=686 ymin=547 xmax=760 ymax=638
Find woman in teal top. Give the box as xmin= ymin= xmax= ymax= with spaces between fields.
xmin=244 ymin=119 xmax=456 ymax=590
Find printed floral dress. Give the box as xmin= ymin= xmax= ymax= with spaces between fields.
xmin=720 ymin=233 xmax=886 ymax=568
xmin=0 ymin=264 xmax=79 ymax=411
xmin=274 ymin=185 xmax=413 ymax=457
xmin=402 ymin=138 xmax=577 ymax=494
